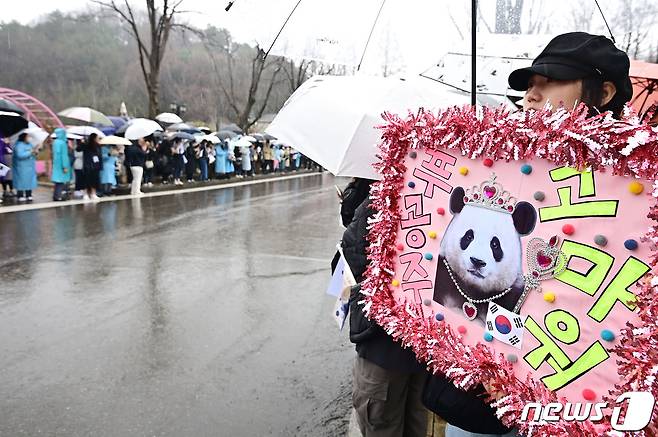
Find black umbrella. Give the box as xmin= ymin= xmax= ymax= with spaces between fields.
xmin=0 ymin=99 xmax=24 ymax=115
xmin=215 ymin=130 xmax=238 ymax=140
xmin=0 ymin=111 xmax=28 ymax=137
xmin=167 ymin=122 xmax=201 ymax=134
xmin=220 ymin=123 xmax=243 ymax=134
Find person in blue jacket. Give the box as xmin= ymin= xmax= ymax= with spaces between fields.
xmin=12 ymin=133 xmax=37 ymax=202
xmin=225 ymin=141 xmax=235 ymax=177
xmin=51 ymin=128 xmax=71 ymax=201
xmin=214 ymin=141 xmax=228 ymax=179
xmin=100 ymin=145 xmax=118 ymax=196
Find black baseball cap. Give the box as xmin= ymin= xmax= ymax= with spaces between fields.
xmin=508 ymin=32 xmax=633 ymax=103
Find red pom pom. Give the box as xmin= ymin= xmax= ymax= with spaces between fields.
xmin=396 ymin=243 xmax=404 ymax=251
xmin=436 ymin=207 xmax=445 ymax=215
xmin=582 ymin=389 xmax=596 ymax=401
xmin=562 ymin=224 xmax=575 ymax=235
xmin=483 ymin=158 xmax=494 ymax=167
xmin=457 ymin=325 xmax=467 ymax=334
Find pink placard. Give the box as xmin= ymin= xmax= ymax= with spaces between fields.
xmin=363 ymin=105 xmax=658 ymax=435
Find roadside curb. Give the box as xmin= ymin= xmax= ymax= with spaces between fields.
xmin=1 ymin=171 xmax=325 ymax=215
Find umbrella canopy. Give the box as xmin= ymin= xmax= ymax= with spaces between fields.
xmin=242 ymin=135 xmax=257 ymax=142
xmin=59 ymin=107 xmax=113 ymax=126
xmin=166 ymin=122 xmax=201 ymax=134
xmin=167 ymin=131 xmax=196 ymax=141
xmin=215 ymin=130 xmax=238 ymax=140
xmin=11 ymin=122 xmax=49 ymax=145
xmin=108 ymin=116 xmax=128 ymax=130
xmin=251 ymin=133 xmax=265 ymax=141
xmin=125 ymin=118 xmax=163 ymax=140
xmin=263 ymin=133 xmax=277 ymax=141
xmin=67 ymin=125 xmax=106 ymax=138
xmin=201 ymin=134 xmax=221 ymax=144
xmin=266 ymin=75 xmax=471 ymax=180
xmin=51 ymin=131 xmax=83 ymax=140
xmin=100 ymin=135 xmax=132 ymax=146
xmin=0 ymin=98 xmax=24 ymax=115
xmin=197 ymin=126 xmax=212 ymax=134
xmin=220 ymin=123 xmax=243 ymax=134
xmin=0 ymin=111 xmax=29 ymax=137
xmin=155 ymin=112 xmax=183 ymax=124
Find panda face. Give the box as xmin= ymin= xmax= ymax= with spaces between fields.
xmin=440 ymin=205 xmax=523 ymax=292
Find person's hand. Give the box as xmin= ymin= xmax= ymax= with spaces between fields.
xmin=63 ymin=168 xmax=68 ymax=174
xmin=482 ymin=379 xmax=505 ymax=401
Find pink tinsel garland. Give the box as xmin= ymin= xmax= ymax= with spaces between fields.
xmin=362 ymin=104 xmax=658 ymax=437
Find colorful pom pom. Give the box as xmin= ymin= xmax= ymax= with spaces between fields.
xmin=507 ymin=354 xmax=518 ymax=363
xmin=424 ymin=253 xmax=433 ymax=260
xmin=423 ymin=299 xmax=432 ymax=306
xmin=483 ymin=332 xmax=493 ymax=342
xmin=409 ymin=151 xmax=417 ymax=159
xmin=396 ymin=243 xmax=404 ymax=251
xmin=436 ymin=207 xmax=445 ymax=215
xmin=483 ymin=158 xmax=494 ymax=167
xmin=391 ymin=279 xmax=400 ymax=287
xmin=628 ymin=181 xmax=644 ymax=194
xmin=562 ymin=224 xmax=575 ymax=235
xmin=407 ymin=181 xmax=416 ymax=188
xmin=435 ymin=313 xmax=444 ymax=321
xmin=428 ymin=231 xmax=437 ymax=239
xmin=520 ymin=164 xmax=532 ymax=174
xmin=594 ymin=235 xmax=608 ymax=247
xmin=582 ymin=389 xmax=596 ymax=401
xmin=459 ymin=167 xmax=469 ymax=175
xmin=601 ymin=329 xmax=615 ymax=342
xmin=533 ymin=191 xmax=545 ymax=201
xmin=624 ymin=239 xmax=638 ymax=250
xmin=457 ymin=325 xmax=467 ymax=334
xmin=543 ymin=292 xmax=556 ymax=303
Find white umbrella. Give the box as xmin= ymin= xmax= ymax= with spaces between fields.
xmin=67 ymin=125 xmax=106 ymax=138
xmin=11 ymin=122 xmax=49 ymax=145
xmin=59 ymin=107 xmax=113 ymax=126
xmin=100 ymin=135 xmax=132 ymax=146
xmin=50 ymin=131 xmax=83 ymax=140
xmin=242 ymin=135 xmax=257 ymax=142
xmin=155 ymin=112 xmax=183 ymax=124
xmin=201 ymin=134 xmax=220 ymax=144
xmin=124 ymin=118 xmax=162 ymax=140
xmin=266 ymin=74 xmax=472 ymax=180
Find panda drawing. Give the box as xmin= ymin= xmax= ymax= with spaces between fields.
xmin=433 ymin=181 xmax=537 ymax=325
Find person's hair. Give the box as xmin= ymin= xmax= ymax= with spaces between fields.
xmin=88 ymin=133 xmax=100 ymax=149
xmin=18 ymin=132 xmax=28 ymax=142
xmin=580 ymin=76 xmax=627 ymax=119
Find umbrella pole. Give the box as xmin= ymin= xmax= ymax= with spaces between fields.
xmin=357 ymin=0 xmax=387 ymax=72
xmin=471 ymin=0 xmax=477 ymax=106
xmin=263 ymin=0 xmax=304 ymax=61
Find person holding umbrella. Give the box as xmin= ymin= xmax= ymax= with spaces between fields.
xmin=80 ymin=133 xmax=103 ymax=201
xmin=0 ymin=138 xmax=15 ymax=199
xmin=12 ymin=132 xmax=37 ymax=202
xmin=51 ymin=128 xmax=71 ymax=201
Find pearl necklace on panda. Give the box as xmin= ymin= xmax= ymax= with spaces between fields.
xmin=442 ymin=258 xmax=513 ymax=321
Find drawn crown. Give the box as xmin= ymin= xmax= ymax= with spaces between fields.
xmin=463 ymin=173 xmax=517 ymax=214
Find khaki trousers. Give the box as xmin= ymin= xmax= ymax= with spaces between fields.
xmin=353 ymin=356 xmax=428 ymax=437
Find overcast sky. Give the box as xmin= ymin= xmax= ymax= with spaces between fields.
xmin=0 ymin=0 xmax=643 ymax=76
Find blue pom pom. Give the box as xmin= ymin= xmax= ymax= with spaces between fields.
xmin=435 ymin=313 xmax=444 ymax=321
xmin=483 ymin=332 xmax=494 ymax=342
xmin=408 ymin=181 xmax=416 ymax=188
xmin=424 ymin=253 xmax=433 ymax=260
xmin=520 ymin=164 xmax=533 ymax=175
xmin=601 ymin=329 xmax=615 ymax=342
xmin=507 ymin=354 xmax=518 ymax=363
xmin=624 ymin=239 xmax=638 ymax=250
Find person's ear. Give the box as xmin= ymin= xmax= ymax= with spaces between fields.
xmin=601 ymin=81 xmax=617 ymax=107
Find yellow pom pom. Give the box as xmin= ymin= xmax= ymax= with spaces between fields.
xmin=629 ymin=181 xmax=644 ymax=195
xmin=428 ymin=231 xmax=437 ymax=239
xmin=543 ymin=292 xmax=556 ymax=303
xmin=459 ymin=166 xmax=469 ymax=175
xmin=391 ymin=279 xmax=400 ymax=287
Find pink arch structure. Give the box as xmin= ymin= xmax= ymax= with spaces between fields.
xmin=0 ymin=87 xmax=63 ymax=130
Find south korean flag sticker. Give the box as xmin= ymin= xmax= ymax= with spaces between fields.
xmin=485 ymin=303 xmax=524 ymax=349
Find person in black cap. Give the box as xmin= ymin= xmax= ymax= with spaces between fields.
xmin=421 ymin=33 xmax=634 ymax=437
xmin=508 ymin=32 xmax=633 ymax=118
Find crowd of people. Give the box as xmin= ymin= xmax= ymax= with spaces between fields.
xmin=0 ymin=130 xmax=317 ymax=203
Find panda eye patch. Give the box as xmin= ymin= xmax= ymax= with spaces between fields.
xmin=490 ymin=237 xmax=503 ymax=262
xmin=460 ymin=229 xmax=474 ymax=250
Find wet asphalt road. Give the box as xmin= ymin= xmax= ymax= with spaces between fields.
xmin=0 ymin=174 xmax=355 ymax=437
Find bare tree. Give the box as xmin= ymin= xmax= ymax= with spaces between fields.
xmin=613 ymin=0 xmax=658 ymax=60
xmin=203 ymin=31 xmax=285 ymax=131
xmin=282 ymin=59 xmax=311 ymax=92
xmin=92 ymin=0 xmax=189 ymax=118
xmin=495 ymin=0 xmax=524 ymax=34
